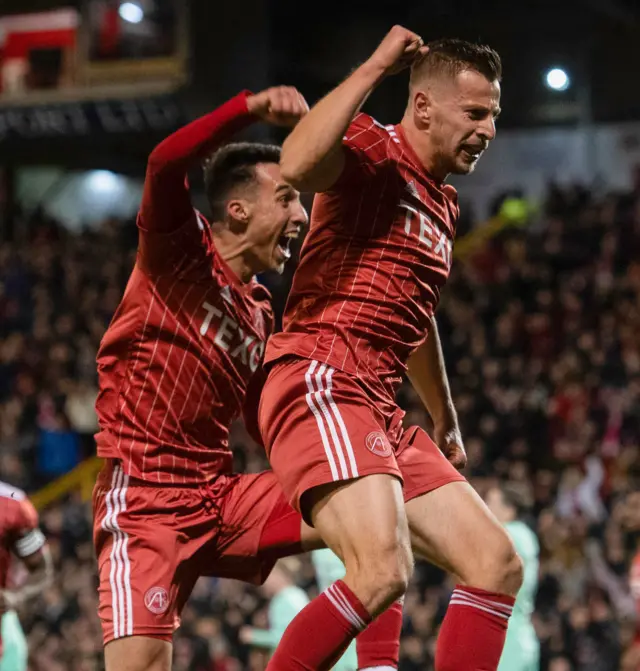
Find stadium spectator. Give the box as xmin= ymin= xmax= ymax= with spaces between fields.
xmin=0 ymin=178 xmax=638 ymax=670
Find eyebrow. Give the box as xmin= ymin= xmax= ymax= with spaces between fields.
xmin=276 ymin=183 xmax=296 ymax=194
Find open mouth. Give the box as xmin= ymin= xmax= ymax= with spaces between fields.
xmin=276 ymin=226 xmax=300 ymax=261
xmin=276 ymin=234 xmax=292 ymax=261
xmin=461 ymin=145 xmax=484 ymax=160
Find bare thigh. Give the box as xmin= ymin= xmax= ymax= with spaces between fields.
xmin=104 ymin=636 xmax=172 ymax=671
xmin=406 ymin=481 xmax=522 ymax=595
xmin=307 ymin=473 xmax=413 ymax=615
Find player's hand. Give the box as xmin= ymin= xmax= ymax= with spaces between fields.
xmin=366 ymin=25 xmax=429 ymax=77
xmin=434 ymin=425 xmax=467 ymax=470
xmin=247 ymin=87 xmax=309 ymax=127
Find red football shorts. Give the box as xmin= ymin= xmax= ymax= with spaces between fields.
xmin=93 ymin=460 xmax=302 ymax=644
xmin=259 ymin=357 xmax=465 ymax=521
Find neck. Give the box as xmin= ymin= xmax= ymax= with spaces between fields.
xmin=400 ymin=112 xmax=449 ymax=182
xmin=211 ymin=226 xmax=255 ymax=283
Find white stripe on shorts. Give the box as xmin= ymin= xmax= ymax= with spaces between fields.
xmin=101 ymin=464 xmax=133 ymax=638
xmin=304 ymin=360 xmax=358 ymax=482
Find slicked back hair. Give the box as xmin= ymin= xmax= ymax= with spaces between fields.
xmin=203 ymin=142 xmax=282 ymax=222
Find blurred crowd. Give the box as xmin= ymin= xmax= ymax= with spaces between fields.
xmin=0 ymin=179 xmax=639 ymax=671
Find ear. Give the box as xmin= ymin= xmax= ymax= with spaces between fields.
xmin=413 ymin=89 xmax=431 ymax=127
xmin=226 ymin=199 xmax=250 ymax=228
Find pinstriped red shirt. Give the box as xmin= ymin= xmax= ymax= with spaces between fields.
xmin=95 ymin=94 xmax=273 ymax=485
xmin=265 ymin=114 xmax=459 ymax=401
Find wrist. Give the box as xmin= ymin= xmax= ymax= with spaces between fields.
xmin=432 ymin=405 xmax=459 ymax=430
xmin=243 ymin=90 xmax=259 ymax=116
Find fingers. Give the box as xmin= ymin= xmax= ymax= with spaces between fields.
xmin=267 ymin=86 xmax=308 ymax=123
xmin=250 ymin=85 xmax=308 ymax=122
xmin=446 ymin=444 xmax=468 ymax=470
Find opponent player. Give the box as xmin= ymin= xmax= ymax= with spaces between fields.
xmin=239 ymin=558 xmax=310 ymax=656
xmin=259 ymin=27 xmax=524 ymax=670
xmin=0 ymin=481 xmax=53 ymax=671
xmin=93 ymin=86 xmax=401 ymax=671
xmin=486 ymin=484 xmax=540 ymax=671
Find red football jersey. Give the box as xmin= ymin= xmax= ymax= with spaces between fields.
xmin=0 ymin=482 xmax=45 ymax=592
xmin=265 ymin=114 xmax=459 ymax=400
xmin=95 ymin=94 xmax=273 ymax=485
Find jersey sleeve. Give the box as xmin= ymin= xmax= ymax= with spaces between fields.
xmin=137 ymin=92 xmax=257 ymax=275
xmin=329 ymin=114 xmax=390 ymax=191
xmin=11 ymin=499 xmax=45 ymax=559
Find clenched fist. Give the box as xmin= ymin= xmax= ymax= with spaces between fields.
xmin=247 ymin=86 xmax=309 ymax=127
xmin=435 ymin=425 xmax=467 ymax=470
xmin=367 ymin=25 xmax=429 ymax=77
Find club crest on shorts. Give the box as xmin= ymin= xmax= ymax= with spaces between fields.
xmin=365 ymin=431 xmax=392 ymax=457
xmin=144 ymin=586 xmax=169 ymax=614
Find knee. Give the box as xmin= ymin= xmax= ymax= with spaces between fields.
xmin=486 ymin=540 xmax=524 ymax=597
xmin=347 ymin=539 xmax=414 ymax=613
xmin=368 ymin=542 xmax=414 ymax=608
xmin=493 ymin=544 xmax=524 ymax=596
xmin=465 ymin=533 xmax=524 ymax=597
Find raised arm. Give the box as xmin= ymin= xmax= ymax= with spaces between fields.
xmin=140 ymin=92 xmax=256 ymax=232
xmin=280 ymin=25 xmax=427 ymax=193
xmin=406 ymin=315 xmax=467 ymax=469
xmin=140 ymin=87 xmax=309 ymax=232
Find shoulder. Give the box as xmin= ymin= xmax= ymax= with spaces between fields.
xmin=345 ymin=114 xmax=393 ymax=157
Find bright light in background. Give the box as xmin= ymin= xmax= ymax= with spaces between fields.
xmin=545 ymin=67 xmax=570 ymax=92
xmin=119 ymin=2 xmax=144 ymax=24
xmin=86 ymin=170 xmax=121 ymax=196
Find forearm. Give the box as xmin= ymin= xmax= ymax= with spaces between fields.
xmin=406 ymin=316 xmax=458 ymax=427
xmin=148 ymin=92 xmax=255 ymax=175
xmin=141 ymin=92 xmax=256 ymax=230
xmin=280 ymin=61 xmax=386 ymax=192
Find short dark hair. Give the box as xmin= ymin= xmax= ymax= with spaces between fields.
xmin=203 ymin=142 xmax=281 ymax=221
xmin=411 ymin=38 xmax=502 ymax=86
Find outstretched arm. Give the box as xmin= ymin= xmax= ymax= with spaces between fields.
xmin=406 ymin=315 xmax=467 ymax=469
xmin=280 ymin=25 xmax=427 ymax=193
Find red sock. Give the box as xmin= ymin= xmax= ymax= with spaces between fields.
xmin=266 ymin=580 xmax=372 ymax=670
xmin=435 ymin=585 xmax=514 ymax=671
xmin=356 ymin=599 xmax=403 ymax=669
